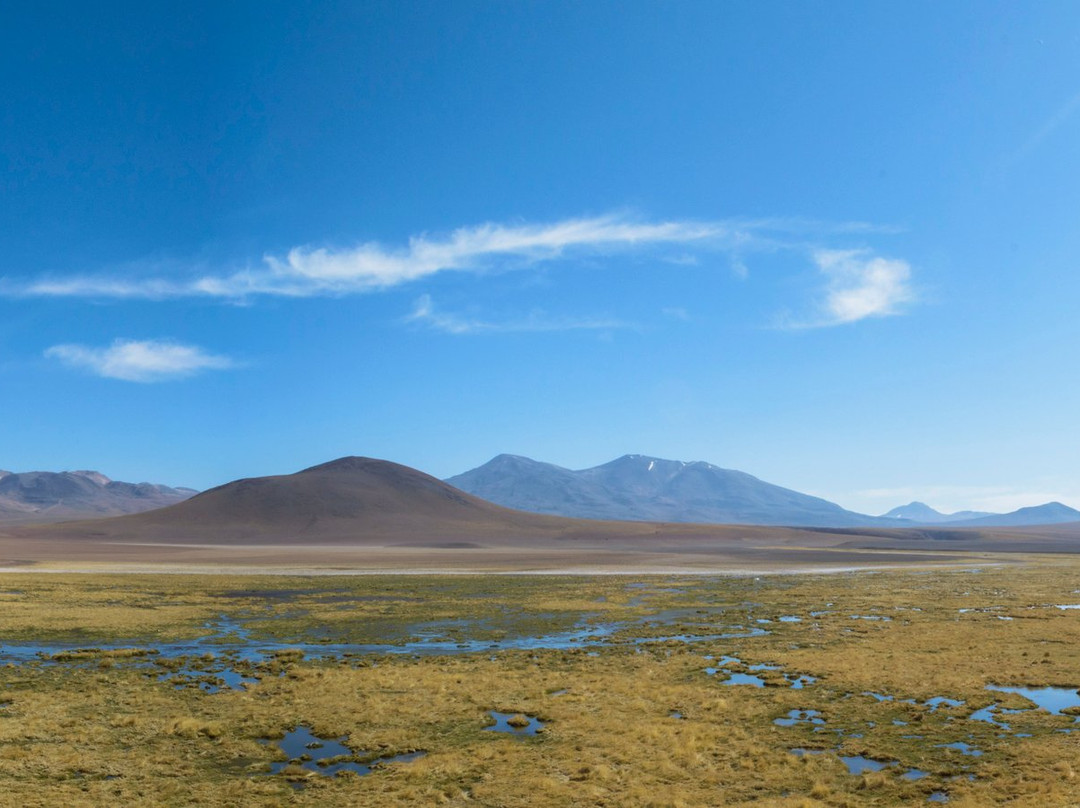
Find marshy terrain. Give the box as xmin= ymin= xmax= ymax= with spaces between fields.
xmin=1 ymin=565 xmax=1080 ymax=806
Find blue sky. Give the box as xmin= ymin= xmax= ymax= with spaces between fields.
xmin=2 ymin=1 xmax=1078 ymax=515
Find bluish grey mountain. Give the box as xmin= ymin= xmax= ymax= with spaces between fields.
xmin=442 ymin=454 xmax=616 ymax=520
xmin=0 ymin=469 xmax=197 ymax=524
xmin=446 ymin=454 xmax=903 ymax=528
xmin=943 ymin=502 xmax=1080 ymax=527
xmin=881 ymin=502 xmax=994 ymax=523
xmin=881 ymin=500 xmax=1080 ymax=527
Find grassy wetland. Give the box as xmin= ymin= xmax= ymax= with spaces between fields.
xmin=2 ymin=564 xmax=1080 ymax=806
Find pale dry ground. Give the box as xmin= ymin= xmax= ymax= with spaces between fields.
xmin=2 ymin=565 xmax=1080 ymax=806
xmin=0 ymin=532 xmax=1009 ymax=576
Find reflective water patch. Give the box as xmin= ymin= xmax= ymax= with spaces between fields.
xmin=484 ymin=711 xmax=544 ymax=736
xmin=986 ymin=684 xmax=1080 ymax=715
xmin=259 ymin=725 xmax=424 ymax=786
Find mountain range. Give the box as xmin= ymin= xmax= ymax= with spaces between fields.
xmin=9 ymin=458 xmax=1080 ymax=571
xmin=447 ymin=454 xmax=899 ymax=528
xmin=447 ymin=454 xmax=1080 ymax=528
xmin=881 ymin=502 xmax=994 ymax=523
xmin=3 ymin=455 xmax=1077 ymax=531
xmin=879 ymin=500 xmax=1080 ymax=527
xmin=0 ymin=469 xmax=196 ymax=524
xmin=7 ymin=456 xmax=741 ymax=546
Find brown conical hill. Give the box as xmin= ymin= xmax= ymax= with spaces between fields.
xmin=170 ymin=456 xmax=494 ymax=526
xmin=26 ymin=456 xmax=573 ymax=544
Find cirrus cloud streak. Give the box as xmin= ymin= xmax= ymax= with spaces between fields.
xmin=407 ymin=294 xmax=632 ymax=335
xmin=16 ymin=215 xmax=726 ymax=301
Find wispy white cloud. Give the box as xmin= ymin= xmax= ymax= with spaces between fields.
xmin=819 ymin=249 xmax=914 ymax=323
xmin=661 ymin=306 xmax=691 ymax=321
xmin=782 ymin=249 xmax=914 ymax=328
xmin=13 ymin=214 xmax=726 ymax=301
xmin=660 ymin=253 xmax=700 ymax=267
xmin=731 ymin=216 xmax=905 ymax=237
xmin=407 ymin=295 xmax=631 ymax=335
xmin=45 ymin=339 xmax=234 ymax=382
xmin=1009 ymin=88 xmax=1080 ymax=165
xmin=7 ymin=212 xmax=918 ymax=331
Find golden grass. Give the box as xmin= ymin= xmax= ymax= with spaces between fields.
xmin=0 ymin=564 xmax=1079 ymax=805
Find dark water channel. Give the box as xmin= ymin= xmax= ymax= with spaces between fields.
xmin=0 ymin=600 xmax=780 ymax=693
xmin=0 ymin=612 xmax=624 ymax=696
